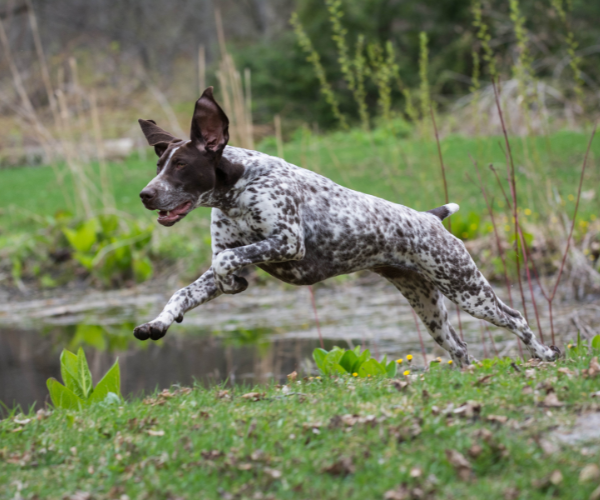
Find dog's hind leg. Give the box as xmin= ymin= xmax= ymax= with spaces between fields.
xmin=133 ymin=268 xmax=222 ymax=341
xmin=374 ymin=266 xmax=473 ymax=367
xmin=419 ymin=235 xmax=559 ymax=362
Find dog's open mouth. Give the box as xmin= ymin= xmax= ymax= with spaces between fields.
xmin=157 ymin=201 xmax=192 ymax=227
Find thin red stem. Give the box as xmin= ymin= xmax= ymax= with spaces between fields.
xmin=478 ymin=321 xmax=489 ymax=359
xmin=485 ymin=323 xmax=499 ymax=357
xmin=410 ymin=308 xmax=428 ymax=365
xmin=308 ymin=285 xmax=324 ymax=349
xmin=549 ymin=124 xmax=597 ymax=301
xmin=430 ymin=107 xmax=465 ymax=342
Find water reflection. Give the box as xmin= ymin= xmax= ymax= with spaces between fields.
xmin=1 ymin=278 xmax=594 ymax=414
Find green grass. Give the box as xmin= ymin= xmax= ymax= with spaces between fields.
xmin=2 ymin=354 xmax=600 ymax=499
xmin=1 ymin=128 xmax=599 ymax=235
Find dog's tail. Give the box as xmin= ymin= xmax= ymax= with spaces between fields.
xmin=426 ymin=203 xmax=459 ymax=221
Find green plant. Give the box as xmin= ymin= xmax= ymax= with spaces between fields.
xmin=63 ymin=214 xmax=154 ymax=285
xmin=591 ymin=335 xmax=600 ymax=353
xmin=46 ymin=347 xmax=121 ymax=410
xmin=312 ymin=346 xmax=397 ymax=378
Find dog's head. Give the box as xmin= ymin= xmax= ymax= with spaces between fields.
xmin=138 ymin=87 xmax=233 ymax=226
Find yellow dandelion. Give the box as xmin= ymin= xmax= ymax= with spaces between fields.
xmin=367 ymin=374 xmax=372 ymax=377
xmin=352 ymin=372 xmax=358 ymax=377
xmin=406 ymin=354 xmax=413 ymax=361
xmin=524 ymin=208 xmax=532 ymax=216
xmin=567 ymin=344 xmax=573 ymax=349
xmin=403 ymin=370 xmax=411 ymax=376
xmin=469 ymin=223 xmax=478 ymax=231
xmin=448 ymin=360 xmax=453 ymax=365
xmin=396 ymin=358 xmax=403 ymax=364
xmin=568 ymin=194 xmax=575 ymax=201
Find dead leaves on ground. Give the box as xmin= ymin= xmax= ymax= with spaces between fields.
xmin=143 ymin=387 xmax=192 ymax=406
xmin=445 ymin=449 xmax=472 ymax=481
xmin=322 ymin=456 xmax=355 ymax=476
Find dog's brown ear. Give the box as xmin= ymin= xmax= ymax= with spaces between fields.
xmin=190 ymin=87 xmax=229 ymax=156
xmin=138 ymin=119 xmax=178 ymax=157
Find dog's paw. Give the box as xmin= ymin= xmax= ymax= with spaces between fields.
xmin=215 ymin=274 xmax=248 ymax=295
xmin=133 ymin=321 xmax=169 ymax=341
xmin=531 ymin=344 xmax=561 ymax=362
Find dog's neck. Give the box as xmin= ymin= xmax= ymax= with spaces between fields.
xmin=194 ymin=146 xmax=257 ymax=211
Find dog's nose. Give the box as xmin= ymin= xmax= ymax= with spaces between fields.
xmin=140 ymin=187 xmax=157 ymax=203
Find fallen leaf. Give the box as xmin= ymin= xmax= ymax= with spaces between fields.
xmin=216 ymin=390 xmax=230 ymax=400
xmin=237 ymin=463 xmax=252 ymax=471
xmin=486 ymin=415 xmax=508 ymax=425
xmin=590 ymin=391 xmax=600 ymax=398
xmin=241 ymin=392 xmax=265 ymax=402
xmin=590 ymin=485 xmax=600 ymax=500
xmin=453 ymin=401 xmax=482 ymax=419
xmin=540 ymin=393 xmax=564 ymax=408
xmin=384 ymin=485 xmax=410 ymax=500
xmin=538 ymin=438 xmax=560 ymax=455
xmin=525 ymin=369 xmax=536 ymax=379
xmin=201 ymin=450 xmax=223 ymax=460
xmin=287 ymin=371 xmax=298 ymax=383
xmin=549 ymin=470 xmax=563 ymax=485
xmin=445 ymin=449 xmax=472 ymax=481
xmin=147 ymin=429 xmax=165 ymax=436
xmin=583 ymin=357 xmax=600 ymax=378
xmin=322 ymin=457 xmax=355 ymax=476
xmin=468 ymin=443 xmax=483 ymax=458
xmin=474 ymin=374 xmax=493 ymax=386
xmin=522 ymin=385 xmax=534 ymax=395
xmin=579 ymin=464 xmax=600 ymax=483
xmin=557 ymin=367 xmax=575 ymax=378
xmin=264 ymin=467 xmax=282 ymax=479
xmin=410 ymin=467 xmax=422 ymax=478
xmin=391 ymin=380 xmax=409 ymax=392
xmin=14 ymin=418 xmax=31 ymax=425
xmin=503 ymin=487 xmax=520 ymax=500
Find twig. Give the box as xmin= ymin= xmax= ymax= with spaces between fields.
xmin=308 ymin=286 xmax=324 ymax=349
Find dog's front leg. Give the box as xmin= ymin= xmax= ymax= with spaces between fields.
xmin=212 ymin=234 xmax=304 ymax=294
xmin=133 ymin=268 xmax=222 ymax=340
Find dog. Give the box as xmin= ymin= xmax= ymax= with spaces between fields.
xmin=133 ymin=87 xmax=559 ymax=367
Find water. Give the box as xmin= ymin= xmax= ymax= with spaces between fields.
xmin=0 ymin=276 xmax=596 ymax=412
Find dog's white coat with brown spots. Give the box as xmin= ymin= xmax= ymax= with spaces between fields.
xmin=134 ymin=87 xmax=560 ymax=367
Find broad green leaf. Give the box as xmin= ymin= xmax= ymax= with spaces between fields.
xmin=592 ymin=335 xmax=600 ymax=351
xmin=381 ymin=355 xmax=388 ymax=367
xmin=313 ymin=348 xmax=329 ymax=373
xmin=354 ymin=349 xmax=371 ymax=372
xmin=98 ymin=214 xmax=119 ymax=235
xmin=133 ymin=256 xmax=153 ymax=282
xmin=323 ymin=349 xmax=345 ymax=375
xmin=73 ymin=252 xmax=94 ymax=271
xmin=47 ymin=378 xmax=85 ymax=410
xmin=77 ymin=347 xmax=94 ymax=399
xmin=386 ymin=360 xmax=397 ymax=377
xmin=353 ymin=345 xmax=361 ymax=355
xmin=60 ymin=349 xmax=84 ymax=397
xmin=63 ymin=219 xmax=97 ymax=253
xmin=358 ymin=359 xmax=387 ymax=377
xmin=330 ymin=364 xmax=347 ymax=375
xmin=89 ymin=359 xmax=121 ymax=404
xmin=339 ymin=350 xmax=358 ymax=374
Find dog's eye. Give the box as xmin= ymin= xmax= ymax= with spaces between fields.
xmin=176 ymin=163 xmax=186 ymax=170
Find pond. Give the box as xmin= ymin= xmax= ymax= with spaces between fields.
xmin=0 ymin=275 xmax=596 ymax=413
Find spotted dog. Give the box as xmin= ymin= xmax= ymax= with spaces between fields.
xmin=134 ymin=87 xmax=560 ymax=367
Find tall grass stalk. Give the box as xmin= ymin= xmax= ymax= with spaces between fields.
xmin=418 ymin=32 xmax=431 ymax=136
xmin=550 ymin=0 xmax=584 ymax=111
xmin=353 ymin=35 xmax=370 ymax=131
xmin=471 ymin=0 xmax=498 ymax=82
xmin=368 ymin=42 xmax=396 ymax=125
xmin=290 ymin=12 xmax=348 ymax=129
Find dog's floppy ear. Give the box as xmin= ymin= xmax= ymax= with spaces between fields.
xmin=138 ymin=119 xmax=178 ymax=157
xmin=190 ymin=87 xmax=229 ymax=157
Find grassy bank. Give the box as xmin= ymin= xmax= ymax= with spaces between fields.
xmin=2 ymin=354 xmax=600 ymax=499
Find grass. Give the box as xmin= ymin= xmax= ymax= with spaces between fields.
xmin=2 ymin=354 xmax=600 ymax=499
xmin=1 ymin=127 xmax=599 ymax=234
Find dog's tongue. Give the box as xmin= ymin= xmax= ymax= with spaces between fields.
xmin=157 ymin=201 xmax=191 ymax=222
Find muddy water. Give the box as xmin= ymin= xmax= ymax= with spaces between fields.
xmin=0 ymin=277 xmax=597 ymax=412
